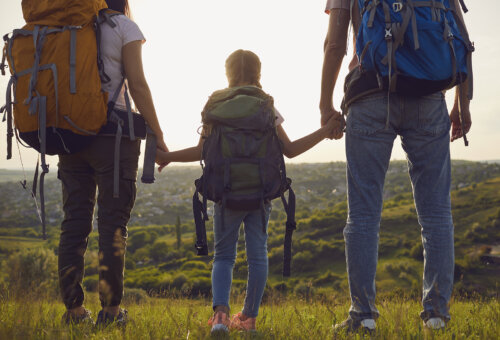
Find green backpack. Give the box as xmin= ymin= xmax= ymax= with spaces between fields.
xmin=193 ymin=86 xmax=297 ymax=276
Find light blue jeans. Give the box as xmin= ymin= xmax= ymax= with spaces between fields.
xmin=344 ymin=91 xmax=454 ymax=322
xmin=211 ymin=203 xmax=271 ymax=318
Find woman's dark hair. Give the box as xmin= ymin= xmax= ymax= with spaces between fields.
xmin=105 ymin=0 xmax=131 ymax=17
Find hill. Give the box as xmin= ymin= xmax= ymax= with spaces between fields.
xmin=0 ymin=161 xmax=499 ymax=297
xmin=1 ymin=160 xmax=499 ymax=229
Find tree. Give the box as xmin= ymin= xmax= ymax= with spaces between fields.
xmin=3 ymin=248 xmax=58 ymax=297
xmin=129 ymin=230 xmax=156 ymax=252
xmin=150 ymin=241 xmax=169 ymax=262
xmin=175 ymin=215 xmax=182 ymax=250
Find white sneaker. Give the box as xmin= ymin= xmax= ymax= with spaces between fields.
xmin=333 ymin=317 xmax=376 ymax=334
xmin=424 ymin=317 xmax=445 ymax=330
xmin=360 ymin=319 xmax=376 ymax=330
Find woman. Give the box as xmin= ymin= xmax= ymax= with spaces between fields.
xmin=58 ymin=0 xmax=167 ymax=326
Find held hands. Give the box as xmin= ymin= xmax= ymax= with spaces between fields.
xmin=450 ymin=105 xmax=471 ymax=142
xmin=321 ymin=107 xmax=345 ymax=140
xmin=156 ymin=148 xmax=170 ymax=173
xmin=155 ymin=131 xmax=168 ymax=153
xmin=154 ymin=131 xmax=170 ymax=173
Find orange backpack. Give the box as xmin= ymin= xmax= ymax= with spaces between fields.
xmin=0 ymin=0 xmax=115 ymax=238
xmin=1 ymin=0 xmax=110 ymax=157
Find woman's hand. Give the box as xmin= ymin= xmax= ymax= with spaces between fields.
xmin=155 ymin=132 xmax=169 ymax=153
xmin=156 ymin=149 xmax=170 ymax=172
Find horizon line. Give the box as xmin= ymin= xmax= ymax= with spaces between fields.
xmin=1 ymin=159 xmax=499 ymax=171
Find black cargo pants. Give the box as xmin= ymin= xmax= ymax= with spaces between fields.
xmin=57 ymin=136 xmax=140 ymax=309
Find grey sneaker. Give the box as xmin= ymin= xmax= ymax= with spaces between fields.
xmin=334 ymin=317 xmax=376 ymax=335
xmin=210 ymin=323 xmax=230 ymax=338
xmin=96 ymin=309 xmax=128 ymax=328
xmin=61 ymin=308 xmax=94 ymax=325
xmin=208 ymin=310 xmax=230 ymax=338
xmin=424 ymin=317 xmax=446 ymax=330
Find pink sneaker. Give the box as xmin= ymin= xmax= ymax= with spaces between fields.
xmin=230 ymin=312 xmax=257 ymax=331
xmin=208 ymin=310 xmax=230 ymax=335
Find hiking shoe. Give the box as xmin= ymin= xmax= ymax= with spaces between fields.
xmin=96 ymin=309 xmax=128 ymax=328
xmin=333 ymin=317 xmax=376 ymax=334
xmin=61 ymin=308 xmax=94 ymax=325
xmin=230 ymin=312 xmax=257 ymax=332
xmin=424 ymin=317 xmax=446 ymax=330
xmin=208 ymin=310 xmax=230 ymax=336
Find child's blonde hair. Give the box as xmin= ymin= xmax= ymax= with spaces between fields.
xmin=225 ymin=49 xmax=262 ymax=88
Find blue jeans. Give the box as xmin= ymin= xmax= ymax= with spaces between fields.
xmin=211 ymin=203 xmax=271 ymax=318
xmin=344 ymin=91 xmax=454 ymax=322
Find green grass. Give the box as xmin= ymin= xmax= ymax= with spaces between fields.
xmin=0 ymin=292 xmax=498 ymax=339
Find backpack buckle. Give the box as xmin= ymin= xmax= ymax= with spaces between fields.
xmin=392 ymin=2 xmax=403 ymax=12
xmin=468 ymin=42 xmax=475 ymax=52
xmin=385 ymin=27 xmax=393 ymax=39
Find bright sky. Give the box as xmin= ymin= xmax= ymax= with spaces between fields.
xmin=0 ymin=0 xmax=499 ymax=171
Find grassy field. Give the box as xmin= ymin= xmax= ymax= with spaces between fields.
xmin=0 ymin=292 xmax=498 ymax=340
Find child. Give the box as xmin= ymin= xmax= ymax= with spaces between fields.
xmin=156 ymin=49 xmax=342 ymax=335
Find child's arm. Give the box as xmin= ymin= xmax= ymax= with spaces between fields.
xmin=156 ymin=137 xmax=204 ymax=172
xmin=278 ymin=115 xmax=341 ymax=158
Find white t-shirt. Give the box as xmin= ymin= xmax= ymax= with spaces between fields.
xmin=99 ymin=15 xmax=145 ymax=110
xmin=325 ymin=0 xmax=351 ymax=14
xmin=273 ymin=108 xmax=284 ymax=127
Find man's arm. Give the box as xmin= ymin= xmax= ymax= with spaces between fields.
xmin=450 ymin=77 xmax=471 ymax=143
xmin=450 ymin=0 xmax=472 ymax=143
xmin=319 ymin=8 xmax=351 ymax=132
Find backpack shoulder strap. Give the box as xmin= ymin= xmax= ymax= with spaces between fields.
xmin=97 ymin=9 xmax=123 ymax=27
xmin=95 ymin=9 xmax=124 ymax=84
xmin=281 ymin=181 xmax=296 ymax=277
xmin=193 ymin=179 xmax=209 ymax=256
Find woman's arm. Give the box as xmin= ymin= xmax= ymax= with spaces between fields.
xmin=277 ymin=116 xmax=340 ymax=158
xmin=122 ymin=40 xmax=168 ymax=152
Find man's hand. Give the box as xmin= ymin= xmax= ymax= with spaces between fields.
xmin=450 ymin=105 xmax=471 ymax=142
xmin=324 ymin=114 xmax=345 ymax=140
xmin=320 ymin=107 xmax=334 ymax=127
xmin=321 ymin=107 xmax=344 ymax=139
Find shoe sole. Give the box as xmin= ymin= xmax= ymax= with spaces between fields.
xmin=211 ymin=323 xmax=229 ymax=337
xmin=333 ymin=325 xmax=376 ymax=335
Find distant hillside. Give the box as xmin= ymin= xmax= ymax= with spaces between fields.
xmin=1 ymin=160 xmax=499 ymax=230
xmin=0 ymin=168 xmax=57 ymax=183
xmin=0 ymin=163 xmax=499 ymax=296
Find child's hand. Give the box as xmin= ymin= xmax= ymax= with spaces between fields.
xmin=156 ymin=149 xmax=170 ymax=172
xmin=325 ymin=114 xmax=344 ymax=140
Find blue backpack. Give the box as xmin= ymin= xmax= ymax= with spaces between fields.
xmin=342 ymin=0 xmax=474 ymax=143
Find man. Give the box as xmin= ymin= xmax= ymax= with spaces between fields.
xmin=320 ymin=0 xmax=472 ymax=333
